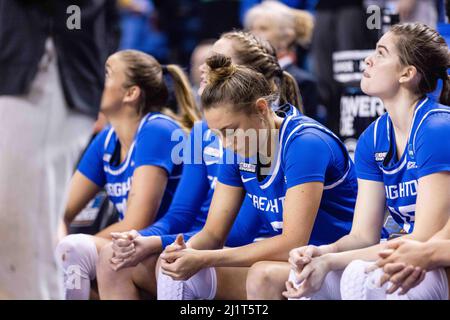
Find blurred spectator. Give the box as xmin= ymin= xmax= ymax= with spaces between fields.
xmin=244 ymin=0 xmax=321 ymax=119
xmin=118 ymin=0 xmax=169 ymax=62
xmin=154 ymin=0 xmax=202 ymax=66
xmin=395 ymin=0 xmax=438 ymax=27
xmin=240 ymin=0 xmax=318 ymax=23
xmin=155 ymin=0 xmax=242 ymax=66
xmin=190 ymin=39 xmax=216 ymax=107
xmin=0 ymin=0 xmax=118 ymax=299
xmin=241 ymin=0 xmax=318 ymax=68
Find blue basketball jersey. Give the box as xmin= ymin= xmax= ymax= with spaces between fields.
xmin=355 ymin=97 xmax=450 ymax=233
xmin=139 ymin=106 xmax=301 ymax=247
xmin=219 ymin=107 xmax=357 ymax=245
xmin=78 ymin=112 xmax=184 ymax=220
xmin=139 ymin=119 xmax=267 ymax=248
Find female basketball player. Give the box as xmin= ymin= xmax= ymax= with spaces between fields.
xmin=156 ymin=53 xmax=357 ymax=300
xmin=284 ymin=23 xmax=450 ymax=300
xmin=55 ymin=49 xmax=199 ymax=299
xmin=95 ymin=31 xmax=303 ymax=299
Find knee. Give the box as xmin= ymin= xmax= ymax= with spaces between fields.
xmin=341 ymin=260 xmax=378 ymax=300
xmin=246 ymin=261 xmax=280 ymax=299
xmin=342 ymin=260 xmax=375 ymax=283
xmin=55 ymin=234 xmax=97 ymax=278
xmin=55 ymin=234 xmax=93 ymax=267
xmin=96 ymin=243 xmax=115 ymax=279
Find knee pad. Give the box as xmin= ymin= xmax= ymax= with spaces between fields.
xmin=55 ymin=234 xmax=98 ymax=281
xmin=341 ymin=260 xmax=383 ymax=300
xmin=157 ymin=267 xmax=217 ymax=300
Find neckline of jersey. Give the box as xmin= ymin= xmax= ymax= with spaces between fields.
xmin=107 ymin=112 xmax=154 ymax=170
xmin=383 ymin=97 xmax=429 ymax=171
xmin=254 ymin=114 xmax=293 ymax=188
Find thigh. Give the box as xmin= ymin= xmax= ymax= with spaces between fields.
xmin=401 ymin=268 xmax=450 ymax=300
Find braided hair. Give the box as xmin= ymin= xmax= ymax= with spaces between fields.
xmin=221 ymin=31 xmax=304 ymax=112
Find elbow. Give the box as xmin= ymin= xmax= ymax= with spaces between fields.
xmin=348 ymin=231 xmax=380 ymax=248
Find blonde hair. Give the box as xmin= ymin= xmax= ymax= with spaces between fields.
xmin=244 ymin=0 xmax=314 ymax=48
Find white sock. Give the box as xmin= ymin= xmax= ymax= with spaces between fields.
xmin=55 ymin=234 xmax=98 ymax=300
xmin=157 ymin=267 xmax=217 ymax=300
xmin=287 ymin=268 xmax=343 ymax=300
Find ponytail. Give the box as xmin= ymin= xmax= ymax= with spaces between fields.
xmin=440 ymin=75 xmax=450 ymax=106
xmin=280 ymin=71 xmax=304 ymax=113
xmin=164 ymin=65 xmax=200 ymax=131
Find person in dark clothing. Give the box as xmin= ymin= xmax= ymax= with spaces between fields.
xmin=0 ymin=0 xmax=119 ymax=299
xmin=0 ymin=0 xmax=120 ymax=116
xmin=310 ymin=0 xmax=374 ymax=133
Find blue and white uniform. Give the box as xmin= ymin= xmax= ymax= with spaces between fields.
xmin=78 ymin=112 xmax=183 ymax=221
xmin=139 ymin=106 xmax=301 ymax=248
xmin=218 ymin=105 xmax=357 ymax=245
xmin=355 ymin=97 xmax=450 ymax=233
xmin=140 ymin=120 xmax=269 ymax=248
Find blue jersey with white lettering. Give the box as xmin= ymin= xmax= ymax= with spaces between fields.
xmin=355 ymin=97 xmax=450 ymax=233
xmin=140 ymin=120 xmax=272 ymax=248
xmin=78 ymin=113 xmax=183 ymax=221
xmin=218 ymin=106 xmax=357 ymax=245
xmin=139 ymin=106 xmax=301 ymax=248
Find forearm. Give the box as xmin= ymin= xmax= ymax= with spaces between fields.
xmin=188 ymin=228 xmax=225 ymax=250
xmin=324 ymin=228 xmax=437 ymax=270
xmin=319 ymin=233 xmax=379 ymax=255
xmin=198 ymin=235 xmax=297 ymax=268
xmin=325 ymin=241 xmax=391 ymax=271
xmin=140 ymin=210 xmax=197 ymax=238
xmin=430 ymin=222 xmax=450 ymax=241
xmin=427 ymin=240 xmax=450 ymax=268
xmin=141 ymin=236 xmax=164 ymax=256
xmin=96 ymin=220 xmax=141 ymax=239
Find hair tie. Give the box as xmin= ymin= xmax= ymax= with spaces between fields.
xmin=161 ymin=65 xmax=169 ymax=75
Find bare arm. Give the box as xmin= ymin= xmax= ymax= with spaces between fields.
xmin=319 ymin=179 xmax=387 ymax=255
xmin=428 ymin=217 xmax=450 ymax=267
xmin=326 ymin=172 xmax=450 ymax=270
xmin=63 ymin=171 xmax=102 ymax=227
xmin=187 ymin=182 xmax=246 ymax=250
xmin=191 ymin=182 xmax=324 ymax=267
xmin=96 ymin=165 xmax=168 ymax=239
